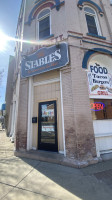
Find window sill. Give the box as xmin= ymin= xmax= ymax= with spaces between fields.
xmin=39 ymin=34 xmax=54 ymax=41
xmin=87 ymin=33 xmax=106 ymax=40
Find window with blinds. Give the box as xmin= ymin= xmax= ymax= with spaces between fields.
xmin=38 ymin=9 xmax=50 ymax=40
xmin=84 ymin=6 xmax=101 ymax=36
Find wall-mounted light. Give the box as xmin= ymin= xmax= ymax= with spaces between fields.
xmin=56 ymin=42 xmax=60 ymax=48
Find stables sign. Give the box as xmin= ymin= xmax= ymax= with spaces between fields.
xmin=21 ymin=43 xmax=69 ymax=78
xmin=88 ymin=63 xmax=112 ymax=96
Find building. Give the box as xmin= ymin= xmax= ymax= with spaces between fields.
xmin=7 ymin=0 xmax=112 ymax=167
xmin=0 ymin=103 xmax=6 ymax=129
xmin=5 ymin=56 xmax=15 ymax=137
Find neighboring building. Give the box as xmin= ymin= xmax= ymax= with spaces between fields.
xmin=7 ymin=0 xmax=112 ymax=167
xmin=5 ymin=56 xmax=15 ymax=136
xmin=1 ymin=103 xmax=6 ymax=116
xmin=0 ymin=110 xmax=2 ymax=117
xmin=0 ymin=103 xmax=6 ymax=129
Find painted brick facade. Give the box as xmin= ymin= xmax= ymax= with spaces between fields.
xmin=7 ymin=0 xmax=112 ymax=167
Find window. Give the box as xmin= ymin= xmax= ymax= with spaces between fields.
xmin=38 ymin=9 xmax=50 ymax=40
xmin=84 ymin=6 xmax=101 ymax=35
xmin=90 ymin=99 xmax=112 ymax=120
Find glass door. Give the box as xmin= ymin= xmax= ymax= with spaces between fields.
xmin=38 ymin=101 xmax=58 ymax=152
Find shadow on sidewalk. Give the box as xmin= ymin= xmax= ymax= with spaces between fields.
xmin=17 ymin=157 xmax=112 ymax=200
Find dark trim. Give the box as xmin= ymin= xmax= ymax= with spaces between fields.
xmin=51 ymin=1 xmax=65 ymax=11
xmin=26 ymin=0 xmax=65 ymax=25
xmin=68 ymin=31 xmax=83 ymax=36
xmin=77 ymin=0 xmax=103 ymax=16
xmin=68 ymin=34 xmax=82 ymax=39
xmin=82 ymin=39 xmax=112 ymax=49
xmin=87 ymin=33 xmax=106 ymax=40
xmin=68 ymin=33 xmax=112 ymax=49
xmin=82 ymin=48 xmax=112 ymax=69
xmin=25 ymin=1 xmax=54 ymax=25
xmin=33 ymin=3 xmax=54 ymax=19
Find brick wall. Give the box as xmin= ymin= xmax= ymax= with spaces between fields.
xmin=16 ymin=79 xmax=28 ymax=151
xmin=61 ymin=45 xmax=96 ymax=161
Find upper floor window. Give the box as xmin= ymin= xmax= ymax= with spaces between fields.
xmin=38 ymin=9 xmax=50 ymax=40
xmin=84 ymin=6 xmax=101 ymax=35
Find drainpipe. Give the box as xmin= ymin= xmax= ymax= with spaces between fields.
xmin=60 ymin=70 xmax=66 ymax=157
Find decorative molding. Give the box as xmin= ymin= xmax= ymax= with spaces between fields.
xmin=52 ymin=1 xmax=65 ymax=11
xmin=68 ymin=32 xmax=112 ymax=48
xmin=82 ymin=48 xmax=112 ymax=69
xmin=33 ymin=78 xmax=60 ymax=87
xmin=35 ymin=0 xmax=64 ymax=10
xmin=26 ymin=0 xmax=65 ymax=25
xmin=87 ymin=33 xmax=106 ymax=40
xmin=77 ymin=0 xmax=103 ymax=16
xmin=82 ymin=39 xmax=112 ymax=49
xmin=25 ymin=1 xmax=54 ymax=25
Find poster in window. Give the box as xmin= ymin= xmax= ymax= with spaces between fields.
xmin=42 ymin=105 xmax=54 ymax=117
xmin=42 ymin=125 xmax=54 ymax=132
xmin=87 ymin=55 xmax=112 ymax=97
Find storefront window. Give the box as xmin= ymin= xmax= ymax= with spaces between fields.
xmin=90 ymin=99 xmax=112 ymax=120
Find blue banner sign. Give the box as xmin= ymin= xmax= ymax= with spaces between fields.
xmin=21 ymin=43 xmax=69 ymax=78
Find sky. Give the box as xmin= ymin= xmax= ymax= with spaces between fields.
xmin=0 ymin=0 xmax=22 ymax=108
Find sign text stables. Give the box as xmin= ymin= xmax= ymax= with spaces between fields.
xmin=25 ymin=49 xmax=61 ymax=71
xmin=21 ymin=43 xmax=69 ymax=78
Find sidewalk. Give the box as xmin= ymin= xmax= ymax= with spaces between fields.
xmin=0 ymin=130 xmax=112 ymax=200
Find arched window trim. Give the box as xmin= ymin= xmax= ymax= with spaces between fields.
xmin=82 ymin=48 xmax=112 ymax=69
xmin=38 ymin=8 xmax=50 ymax=21
xmin=84 ymin=5 xmax=101 ymax=36
xmin=37 ymin=8 xmax=51 ymax=40
xmin=77 ymin=0 xmax=103 ymax=16
xmin=26 ymin=0 xmax=65 ymax=25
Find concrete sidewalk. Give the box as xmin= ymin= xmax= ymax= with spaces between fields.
xmin=0 ymin=130 xmax=112 ymax=200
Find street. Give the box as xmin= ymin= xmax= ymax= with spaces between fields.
xmin=0 ymin=129 xmax=112 ymax=200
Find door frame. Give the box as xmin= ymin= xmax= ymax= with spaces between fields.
xmin=38 ymin=100 xmax=58 ymax=152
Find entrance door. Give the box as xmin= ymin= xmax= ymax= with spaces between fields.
xmin=38 ymin=101 xmax=58 ymax=152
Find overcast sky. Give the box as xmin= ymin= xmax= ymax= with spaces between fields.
xmin=0 ymin=0 xmax=22 ymax=108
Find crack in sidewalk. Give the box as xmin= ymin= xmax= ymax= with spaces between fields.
xmin=0 ymin=161 xmax=62 ymax=200
xmin=0 ymin=162 xmax=40 ymax=200
xmin=0 ymin=181 xmax=62 ymax=200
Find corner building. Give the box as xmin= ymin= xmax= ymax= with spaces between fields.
xmin=13 ymin=0 xmax=112 ymax=167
